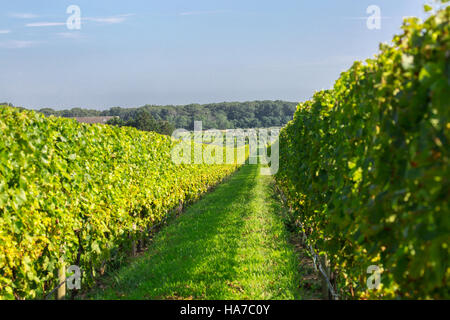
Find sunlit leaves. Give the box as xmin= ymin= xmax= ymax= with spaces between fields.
xmin=0 ymin=105 xmax=238 ymax=299
xmin=276 ymin=5 xmax=449 ymax=299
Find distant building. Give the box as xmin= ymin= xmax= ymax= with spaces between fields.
xmin=70 ymin=116 xmax=116 ymax=124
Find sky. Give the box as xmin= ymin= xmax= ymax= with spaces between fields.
xmin=0 ymin=0 xmax=431 ymax=110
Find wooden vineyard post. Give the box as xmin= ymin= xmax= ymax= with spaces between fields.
xmin=56 ymin=261 xmax=66 ymax=300
xmin=177 ymin=200 xmax=183 ymax=215
xmin=131 ymin=223 xmax=137 ymax=256
xmin=320 ymin=254 xmax=331 ymax=300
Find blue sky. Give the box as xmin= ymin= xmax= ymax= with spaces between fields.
xmin=0 ymin=0 xmax=429 ymax=109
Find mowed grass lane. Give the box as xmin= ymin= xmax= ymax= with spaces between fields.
xmin=90 ymin=165 xmax=303 ymax=299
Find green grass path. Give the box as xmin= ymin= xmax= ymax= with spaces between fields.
xmin=91 ymin=165 xmax=303 ymax=299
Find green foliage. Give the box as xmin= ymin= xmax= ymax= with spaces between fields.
xmin=0 ymin=106 xmax=238 ymax=299
xmin=90 ymin=165 xmax=303 ymax=300
xmin=105 ymin=116 xmax=126 ymax=127
xmin=107 ymin=110 xmax=175 ymax=136
xmin=0 ymin=102 xmax=14 ymax=107
xmin=141 ymin=100 xmax=296 ymax=130
xmin=275 ymin=7 xmax=449 ymax=299
xmin=37 ymin=100 xmax=297 ymax=130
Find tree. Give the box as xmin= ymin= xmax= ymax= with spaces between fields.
xmin=35 ymin=100 xmax=299 ymax=130
xmin=157 ymin=120 xmax=176 ymax=136
xmin=107 ymin=110 xmax=175 ymax=136
xmin=106 ymin=117 xmax=126 ymax=127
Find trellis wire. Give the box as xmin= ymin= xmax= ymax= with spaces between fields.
xmin=276 ymin=186 xmax=339 ymax=300
xmin=43 ymin=200 xmax=183 ymax=300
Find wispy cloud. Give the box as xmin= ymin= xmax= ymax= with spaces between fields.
xmin=56 ymin=32 xmax=83 ymax=39
xmin=0 ymin=40 xmax=39 ymax=49
xmin=342 ymin=16 xmax=392 ymax=20
xmin=0 ymin=30 xmax=11 ymax=34
xmin=24 ymin=14 xmax=134 ymax=28
xmin=83 ymin=14 xmax=135 ymax=24
xmin=179 ymin=10 xmax=228 ymax=16
xmin=26 ymin=22 xmax=66 ymax=27
xmin=10 ymin=13 xmax=38 ymax=19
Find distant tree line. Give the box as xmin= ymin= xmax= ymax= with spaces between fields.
xmin=37 ymin=100 xmax=298 ymax=130
xmin=0 ymin=102 xmax=13 ymax=106
xmin=106 ymin=110 xmax=175 ymax=136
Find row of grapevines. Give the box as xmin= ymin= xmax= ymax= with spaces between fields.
xmin=0 ymin=106 xmax=239 ymax=299
xmin=275 ymin=5 xmax=449 ymax=299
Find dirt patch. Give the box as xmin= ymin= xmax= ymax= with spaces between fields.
xmin=289 ymin=233 xmax=323 ymax=300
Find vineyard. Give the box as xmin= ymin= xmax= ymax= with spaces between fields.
xmin=0 ymin=107 xmax=239 ymax=299
xmin=0 ymin=4 xmax=449 ymax=301
xmin=275 ymin=6 xmax=449 ymax=299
